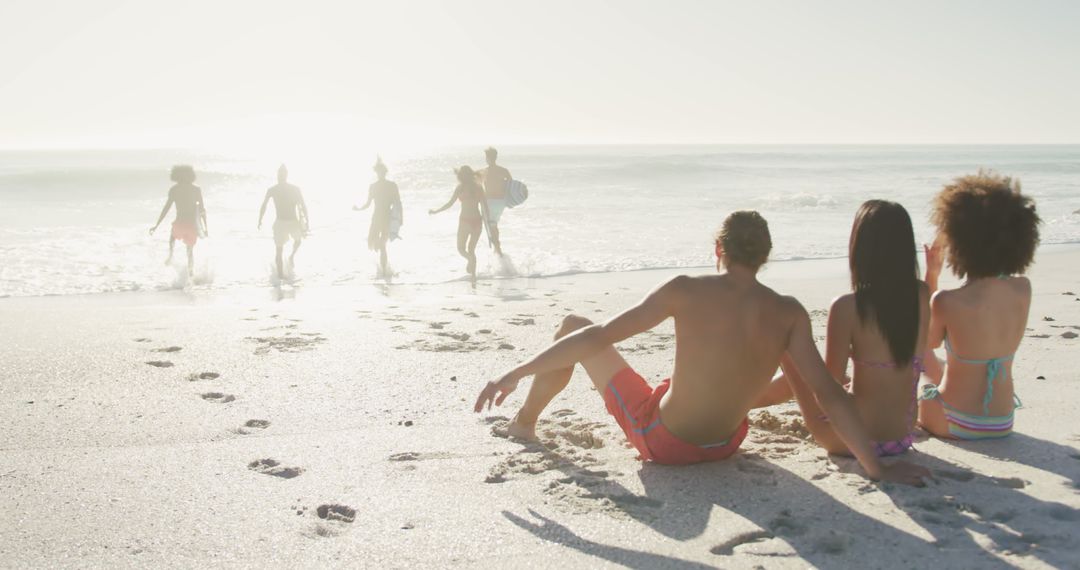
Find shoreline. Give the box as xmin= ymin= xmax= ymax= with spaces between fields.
xmin=4 ymin=242 xmax=1078 ymax=307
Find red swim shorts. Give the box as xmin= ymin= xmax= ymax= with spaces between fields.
xmin=171 ymin=221 xmax=198 ymax=246
xmin=602 ymin=368 xmax=748 ymax=465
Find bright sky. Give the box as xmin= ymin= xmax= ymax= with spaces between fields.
xmin=1 ymin=0 xmax=1078 ymax=149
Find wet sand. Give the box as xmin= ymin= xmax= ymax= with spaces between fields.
xmin=1 ymin=246 xmax=1079 ymax=568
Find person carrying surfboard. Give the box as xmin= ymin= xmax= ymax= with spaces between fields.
xmin=150 ymin=164 xmax=207 ymax=278
xmin=257 ymin=164 xmax=309 ymax=282
xmin=478 ymin=147 xmax=511 ymax=256
xmin=355 ymin=156 xmax=402 ymax=277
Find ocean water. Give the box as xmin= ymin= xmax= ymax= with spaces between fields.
xmin=1 ymin=145 xmax=1078 ymax=298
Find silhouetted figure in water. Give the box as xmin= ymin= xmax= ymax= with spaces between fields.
xmin=479 ymin=146 xmax=511 ymax=256
xmin=257 ymin=164 xmax=309 ymax=281
xmin=430 ymin=166 xmax=489 ymax=278
xmin=150 ymin=164 xmax=207 ymax=277
xmin=355 ymin=157 xmax=402 ymax=276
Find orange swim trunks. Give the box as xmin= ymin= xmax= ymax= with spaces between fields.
xmin=602 ymin=368 xmax=748 ymax=465
xmin=171 ymin=221 xmax=198 ymax=246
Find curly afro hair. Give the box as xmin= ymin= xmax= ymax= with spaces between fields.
xmin=716 ymin=210 xmax=772 ymax=270
xmin=931 ymin=170 xmax=1040 ymax=279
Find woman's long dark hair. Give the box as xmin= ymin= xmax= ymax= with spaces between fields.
xmin=849 ymin=200 xmax=920 ymax=366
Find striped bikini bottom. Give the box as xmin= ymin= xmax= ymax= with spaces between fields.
xmin=918 ymin=384 xmax=1015 ymax=440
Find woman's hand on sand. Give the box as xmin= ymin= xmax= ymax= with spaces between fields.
xmin=428 ymin=208 xmax=437 ymax=215
xmin=149 ymin=226 xmax=157 ymax=236
xmin=875 ymin=460 xmax=932 ymax=487
xmin=474 ymin=373 xmax=520 ymax=412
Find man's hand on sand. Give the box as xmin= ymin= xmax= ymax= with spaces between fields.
xmin=876 ymin=461 xmax=932 ymax=487
xmin=149 ymin=226 xmax=157 ymax=236
xmin=474 ymin=373 xmax=520 ymax=412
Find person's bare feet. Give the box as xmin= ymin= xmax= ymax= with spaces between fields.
xmin=493 ymin=416 xmax=539 ymax=442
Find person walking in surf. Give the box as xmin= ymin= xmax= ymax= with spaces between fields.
xmin=150 ymin=164 xmax=207 ymax=278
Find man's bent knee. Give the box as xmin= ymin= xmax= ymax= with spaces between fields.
xmin=556 ymin=314 xmax=593 ymax=339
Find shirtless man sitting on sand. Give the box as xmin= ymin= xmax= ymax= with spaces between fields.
xmin=475 ymin=211 xmax=929 ymax=485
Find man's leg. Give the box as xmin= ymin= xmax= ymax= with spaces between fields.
xmin=506 ymin=314 xmax=630 ymax=440
xmin=289 ymin=237 xmax=302 ymax=266
xmin=166 ymin=237 xmax=175 ymax=265
xmin=186 ymin=244 xmax=195 ymax=277
xmin=379 ymin=245 xmax=388 ymax=274
xmin=275 ymin=244 xmax=285 ymax=279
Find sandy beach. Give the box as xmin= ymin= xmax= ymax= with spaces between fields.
xmin=2 ymin=246 xmax=1079 ymax=569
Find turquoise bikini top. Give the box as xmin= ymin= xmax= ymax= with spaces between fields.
xmin=943 ymin=335 xmax=1018 ymax=415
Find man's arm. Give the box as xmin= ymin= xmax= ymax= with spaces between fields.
xmin=475 ymin=277 xmax=683 ymax=411
xmin=297 ymin=190 xmax=309 ymax=230
xmin=356 ymin=186 xmax=374 ymax=211
xmin=393 ymin=184 xmax=403 ymax=225
xmin=784 ymin=301 xmax=929 ymax=485
xmin=257 ymin=189 xmax=272 ymax=229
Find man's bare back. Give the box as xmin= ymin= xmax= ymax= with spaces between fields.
xmin=480 ymin=165 xmax=511 ymax=199
xmin=266 ymin=183 xmax=303 ymax=221
xmin=656 ymin=274 xmax=800 ymax=444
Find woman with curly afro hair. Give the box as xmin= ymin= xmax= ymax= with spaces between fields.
xmin=917 ymin=171 xmax=1041 ymax=440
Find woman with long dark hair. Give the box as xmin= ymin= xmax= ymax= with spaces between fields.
xmin=758 ymin=200 xmax=929 ymax=456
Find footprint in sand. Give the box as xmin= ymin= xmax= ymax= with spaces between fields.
xmin=152 ymin=346 xmax=182 ymax=353
xmin=769 ymin=510 xmax=807 ymax=536
xmin=814 ymin=530 xmax=852 ymax=554
xmin=507 ymin=317 xmax=536 ymax=326
xmin=934 ymin=468 xmax=976 ymax=482
xmin=247 ymin=458 xmax=304 ymax=479
xmin=1047 ymin=503 xmax=1080 ymax=521
xmin=244 ymin=419 xmax=270 ymax=429
xmin=710 ymin=530 xmax=775 ymax=555
xmin=990 ymin=476 xmax=1027 ymax=489
xmin=1063 ymin=331 xmax=1079 ymax=339
xmin=317 ymin=504 xmax=356 ymax=523
xmin=307 ymin=504 xmax=357 ymax=538
xmin=146 ymin=361 xmax=174 ymax=368
xmin=187 ymin=372 xmax=220 ymax=381
xmin=200 ymin=392 xmax=236 ymax=403
xmin=133 ymin=338 xmax=152 ymax=343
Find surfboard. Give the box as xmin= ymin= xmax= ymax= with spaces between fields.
xmin=506 ymin=179 xmax=528 ymax=208
xmin=389 ymin=207 xmax=403 ymax=240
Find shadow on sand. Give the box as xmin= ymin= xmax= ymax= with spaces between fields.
xmin=498 ymin=435 xmax=1079 ymax=568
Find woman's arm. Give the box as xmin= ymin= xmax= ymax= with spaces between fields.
xmin=474 ymin=277 xmax=684 ymax=411
xmin=926 ymin=291 xmax=947 ymax=350
xmin=824 ymin=295 xmax=855 ymax=383
xmin=430 ymin=186 xmax=460 ymax=215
